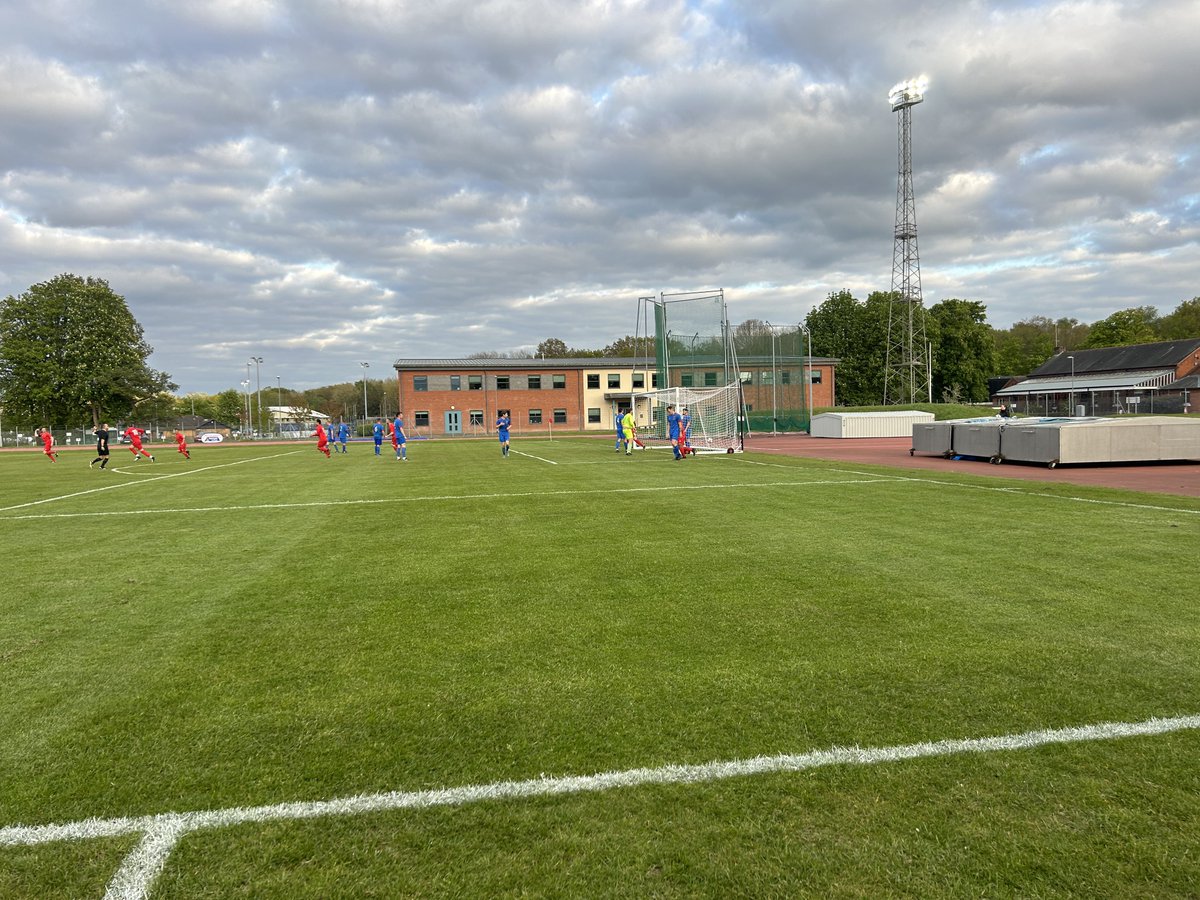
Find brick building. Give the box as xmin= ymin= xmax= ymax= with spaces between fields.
xmin=393 ymin=355 xmax=838 ymax=437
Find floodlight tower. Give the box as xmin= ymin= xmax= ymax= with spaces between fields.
xmin=883 ymin=76 xmax=931 ymax=405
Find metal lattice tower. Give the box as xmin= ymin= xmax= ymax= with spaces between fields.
xmin=883 ymin=77 xmax=931 ymax=405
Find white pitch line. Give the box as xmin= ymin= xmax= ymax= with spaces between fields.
xmin=0 ymin=479 xmax=895 ymax=521
xmin=731 ymin=456 xmax=1200 ymax=516
xmin=819 ymin=465 xmax=1200 ymax=516
xmin=509 ymin=449 xmax=558 ymax=464
xmin=0 ymin=451 xmax=302 ymax=514
xmin=1 ymin=713 xmax=1196 ymax=900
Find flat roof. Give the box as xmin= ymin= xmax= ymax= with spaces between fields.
xmin=995 ymin=369 xmax=1176 ymax=396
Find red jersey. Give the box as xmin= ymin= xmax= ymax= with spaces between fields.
xmin=40 ymin=431 xmax=53 ymax=450
xmin=314 ymin=426 xmax=328 ymax=445
xmin=124 ymin=427 xmax=144 ymax=446
xmin=175 ymin=432 xmax=186 ymax=446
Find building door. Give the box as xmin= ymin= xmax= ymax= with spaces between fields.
xmin=444 ymin=410 xmax=462 ymax=434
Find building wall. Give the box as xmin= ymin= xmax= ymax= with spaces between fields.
xmin=394 ymin=360 xmax=837 ymax=435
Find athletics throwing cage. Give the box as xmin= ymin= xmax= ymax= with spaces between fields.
xmin=632 ymin=290 xmax=745 ymax=452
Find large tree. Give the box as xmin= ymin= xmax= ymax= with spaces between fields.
xmin=804 ymin=289 xmax=891 ymax=406
xmin=0 ymin=274 xmax=175 ymax=428
xmin=1081 ymin=306 xmax=1159 ymax=348
xmin=929 ymin=299 xmax=994 ymax=402
xmin=1157 ymin=298 xmax=1200 ymax=340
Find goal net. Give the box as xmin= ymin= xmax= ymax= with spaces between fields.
xmin=632 ymin=384 xmax=742 ymax=454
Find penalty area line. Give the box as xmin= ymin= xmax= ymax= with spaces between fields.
xmin=0 ymin=479 xmax=896 ymax=521
xmin=509 ymin=449 xmax=557 ymax=464
xmin=0 ymin=451 xmax=303 ymax=515
xmin=0 ymin=713 xmax=1196 ymax=900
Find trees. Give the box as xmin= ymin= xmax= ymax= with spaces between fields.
xmin=1081 ymin=306 xmax=1159 ymax=348
xmin=0 ymin=274 xmax=175 ymax=428
xmin=1157 ymin=298 xmax=1200 ymax=340
xmin=804 ymin=290 xmax=891 ymax=405
xmin=929 ymin=299 xmax=994 ymax=402
xmin=535 ymin=338 xmax=570 ymax=358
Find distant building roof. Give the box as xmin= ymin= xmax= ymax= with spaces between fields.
xmin=1030 ymin=339 xmax=1200 ymax=377
xmin=393 ymin=357 xmax=654 ymax=369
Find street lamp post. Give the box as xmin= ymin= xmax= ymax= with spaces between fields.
xmin=1067 ymin=355 xmax=1075 ymax=416
xmin=276 ymin=376 xmax=282 ymax=437
xmin=240 ymin=379 xmax=250 ymax=436
xmin=360 ymin=362 xmax=370 ymax=427
xmin=250 ymin=357 xmax=263 ymax=437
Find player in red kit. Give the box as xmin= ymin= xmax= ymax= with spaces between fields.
xmin=123 ymin=425 xmax=154 ymax=461
xmin=313 ymin=421 xmax=331 ymax=458
xmin=388 ymin=419 xmax=399 ymax=456
xmin=174 ymin=430 xmax=191 ymax=459
xmin=38 ymin=427 xmax=57 ymax=462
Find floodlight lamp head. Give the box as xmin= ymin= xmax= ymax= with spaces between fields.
xmin=888 ymin=75 xmax=928 ymax=111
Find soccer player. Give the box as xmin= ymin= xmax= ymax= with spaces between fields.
xmin=372 ymin=418 xmax=385 ymax=456
xmin=38 ymin=427 xmax=57 ymax=462
xmin=90 ymin=423 xmax=111 ymax=469
xmin=174 ymin=429 xmax=191 ymax=459
xmin=393 ymin=412 xmax=407 ymax=460
xmin=123 ymin=425 xmax=154 ymax=461
xmin=325 ymin=422 xmax=337 ymax=452
xmin=313 ymin=421 xmax=331 ymax=458
xmin=680 ymin=407 xmax=693 ymax=457
xmin=496 ymin=410 xmax=511 ymax=457
xmin=666 ymin=404 xmax=683 ymax=460
xmin=621 ymin=409 xmax=635 ymax=455
xmin=338 ymin=420 xmax=350 ymax=453
xmin=614 ymin=409 xmax=624 ymax=452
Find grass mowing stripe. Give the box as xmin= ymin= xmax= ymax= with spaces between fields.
xmin=820 ymin=466 xmax=1200 ymax=515
xmin=0 ymin=450 xmax=302 ymax=513
xmin=2 ymin=713 xmax=1196 ymax=900
xmin=0 ymin=478 xmax=898 ymax=521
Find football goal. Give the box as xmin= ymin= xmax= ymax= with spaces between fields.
xmin=632 ymin=384 xmax=743 ymax=453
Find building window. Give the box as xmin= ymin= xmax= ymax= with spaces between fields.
xmin=413 ymin=376 xmax=428 ymax=392
xmin=414 ymin=411 xmax=430 ymax=427
xmin=810 ymin=370 xmax=823 ymax=384
xmin=527 ymin=375 xmax=542 ymax=390
xmin=681 ymin=373 xmax=694 ymax=387
xmin=469 ymin=375 xmax=483 ymax=390
xmin=469 ymin=410 xmax=484 ymax=426
xmin=587 ymin=407 xmax=601 ymax=423
xmin=781 ymin=370 xmax=792 ymax=385
xmin=652 ymin=373 xmax=660 ymax=388
xmin=450 ymin=375 xmax=461 ymax=391
xmin=587 ymin=373 xmax=600 ymax=389
xmin=553 ymin=408 xmax=567 ymax=424
xmin=529 ymin=408 xmax=542 ymax=425
xmin=496 ymin=376 xmax=510 ymax=390
xmin=704 ymin=371 xmax=718 ymax=386
xmin=607 ymin=374 xmax=621 ymax=389
xmin=761 ymin=371 xmax=774 ymax=386
xmin=632 ymin=373 xmax=645 ymax=389
xmin=553 ymin=374 xmax=566 ymax=389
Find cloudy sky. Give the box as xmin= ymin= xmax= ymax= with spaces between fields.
xmin=2 ymin=0 xmax=1198 ymax=393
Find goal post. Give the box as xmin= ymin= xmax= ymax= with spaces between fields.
xmin=631 ymin=384 xmax=743 ymax=453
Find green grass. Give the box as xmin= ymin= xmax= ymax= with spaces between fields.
xmin=2 ymin=438 xmax=1199 ymax=898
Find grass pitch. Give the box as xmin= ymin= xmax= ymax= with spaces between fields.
xmin=1 ymin=438 xmax=1199 ymax=898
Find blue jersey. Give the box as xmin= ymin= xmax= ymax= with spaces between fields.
xmin=373 ymin=422 xmax=384 ymax=441
xmin=325 ymin=425 xmax=335 ymax=441
xmin=393 ymin=417 xmax=406 ymax=442
xmin=338 ymin=423 xmax=349 ymax=441
xmin=667 ymin=412 xmax=681 ymax=439
xmin=681 ymin=414 xmax=691 ymax=438
xmin=496 ymin=415 xmax=510 ymax=438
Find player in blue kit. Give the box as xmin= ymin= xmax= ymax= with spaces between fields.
xmin=496 ymin=410 xmax=511 ymax=457
xmin=372 ymin=418 xmax=385 ymax=456
xmin=614 ymin=409 xmax=624 ymax=452
xmin=325 ymin=423 xmax=336 ymax=452
xmin=393 ymin=412 xmax=407 ymax=460
xmin=666 ymin=404 xmax=683 ymax=460
xmin=338 ymin=421 xmax=350 ymax=453
xmin=680 ymin=407 xmax=694 ymax=457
